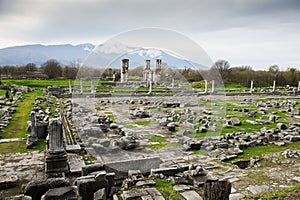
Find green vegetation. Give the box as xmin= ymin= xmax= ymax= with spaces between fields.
xmin=144 ymin=142 xmax=182 ymax=149
xmin=1 ymin=90 xmax=44 ymax=139
xmin=231 ymin=141 xmax=300 ymax=161
xmin=0 ymin=139 xmax=46 ymax=154
xmin=246 ymin=183 xmax=300 ymax=200
xmin=134 ymin=120 xmax=156 ymax=126
xmin=155 ymin=178 xmax=185 ymax=200
xmin=148 ymin=135 xmax=167 ymax=143
xmin=2 ymin=79 xmax=69 ymax=88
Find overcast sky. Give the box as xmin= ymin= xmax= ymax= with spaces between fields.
xmin=0 ymin=0 xmax=299 ymax=70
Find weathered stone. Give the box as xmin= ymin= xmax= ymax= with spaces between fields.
xmin=5 ymin=194 xmax=32 ymax=200
xmin=204 ymin=179 xmax=231 ymax=200
xmin=246 ymin=185 xmax=269 ymax=194
xmin=94 ymin=188 xmax=106 ymax=200
xmin=231 ymin=118 xmax=241 ymax=126
xmin=276 ymin=123 xmax=287 ymax=130
xmin=104 ymin=157 xmax=161 ymax=179
xmin=23 ymin=178 xmax=70 ymax=200
xmin=0 ymin=175 xmax=18 ymax=189
xmin=41 ymin=186 xmax=77 ymax=200
xmin=181 ymin=190 xmax=203 ymax=200
xmin=136 ymin=180 xmax=156 ymax=187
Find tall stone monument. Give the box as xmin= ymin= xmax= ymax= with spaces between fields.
xmin=121 ymin=59 xmax=129 ymax=83
xmin=154 ymin=59 xmax=162 ymax=83
xmin=45 ymin=118 xmax=67 ymax=174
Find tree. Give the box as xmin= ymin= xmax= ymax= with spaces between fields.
xmin=24 ymin=63 xmax=37 ymax=73
xmin=211 ymin=59 xmax=231 ymax=81
xmin=268 ymin=65 xmax=279 ymax=73
xmin=42 ymin=59 xmax=63 ymax=79
xmin=63 ymin=66 xmax=78 ymax=80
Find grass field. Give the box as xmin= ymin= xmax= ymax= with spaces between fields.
xmin=2 ymin=79 xmax=69 ymax=88
xmin=1 ymin=90 xmax=44 ymax=139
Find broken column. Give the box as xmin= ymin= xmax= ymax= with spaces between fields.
xmin=211 ymin=80 xmax=215 ymax=93
xmin=45 ymin=118 xmax=67 ymax=174
xmin=272 ymin=80 xmax=276 ymax=92
xmin=148 ymin=81 xmax=153 ymax=95
xmin=121 ymin=59 xmax=129 ymax=83
xmin=69 ymin=80 xmax=72 ymax=94
xmin=154 ymin=59 xmax=162 ymax=83
xmin=204 ymin=80 xmax=208 ymax=93
xmin=91 ymin=80 xmax=95 ymax=94
xmin=26 ymin=111 xmax=38 ymax=149
xmin=80 ymin=79 xmax=83 ymax=94
xmin=250 ymin=80 xmax=254 ymax=93
xmin=204 ymin=179 xmax=231 ymax=200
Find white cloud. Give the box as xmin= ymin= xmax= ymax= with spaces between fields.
xmin=0 ymin=0 xmax=299 ymax=69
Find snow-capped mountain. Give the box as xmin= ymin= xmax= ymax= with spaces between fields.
xmin=0 ymin=43 xmax=95 ymax=66
xmin=0 ymin=42 xmax=209 ymax=69
xmin=86 ymin=42 xmax=208 ymax=69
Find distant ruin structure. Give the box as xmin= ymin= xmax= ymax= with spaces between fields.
xmin=121 ymin=59 xmax=129 ymax=83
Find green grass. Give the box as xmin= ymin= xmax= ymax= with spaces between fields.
xmin=144 ymin=142 xmax=182 ymax=149
xmin=1 ymin=90 xmax=44 ymax=139
xmin=0 ymin=139 xmax=46 ymax=154
xmin=225 ymin=83 xmax=248 ymax=89
xmin=231 ymin=141 xmax=300 ymax=161
xmin=246 ymin=183 xmax=300 ymax=200
xmin=134 ymin=120 xmax=156 ymax=126
xmin=0 ymin=89 xmax=7 ymax=96
xmin=155 ymin=178 xmax=185 ymax=200
xmin=148 ymin=135 xmax=167 ymax=143
xmin=190 ymin=149 xmax=208 ymax=155
xmin=2 ymin=79 xmax=69 ymax=88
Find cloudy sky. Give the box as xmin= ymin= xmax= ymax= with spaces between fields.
xmin=0 ymin=0 xmax=299 ymax=70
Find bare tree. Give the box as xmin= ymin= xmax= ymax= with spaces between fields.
xmin=42 ymin=59 xmax=63 ymax=79
xmin=210 ymin=59 xmax=231 ymax=82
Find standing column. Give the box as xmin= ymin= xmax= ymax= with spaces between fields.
xmin=148 ymin=81 xmax=152 ymax=94
xmin=171 ymin=79 xmax=174 ymax=88
xmin=250 ymin=80 xmax=254 ymax=93
xmin=211 ymin=80 xmax=215 ymax=93
xmin=80 ymin=79 xmax=83 ymax=94
xmin=298 ymin=81 xmax=300 ymax=92
xmin=69 ymin=80 xmax=72 ymax=94
xmin=121 ymin=59 xmax=129 ymax=83
xmin=272 ymin=80 xmax=276 ymax=92
xmin=204 ymin=80 xmax=208 ymax=93
xmin=91 ymin=80 xmax=94 ymax=93
xmin=45 ymin=118 xmax=67 ymax=173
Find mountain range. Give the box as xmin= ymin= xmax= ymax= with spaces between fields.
xmin=0 ymin=43 xmax=208 ymax=69
xmin=0 ymin=43 xmax=95 ymax=66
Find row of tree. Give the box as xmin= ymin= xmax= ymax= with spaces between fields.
xmin=0 ymin=59 xmax=78 ymax=80
xmin=0 ymin=59 xmax=299 ymax=87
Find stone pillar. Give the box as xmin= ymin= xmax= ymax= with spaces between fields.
xmin=80 ymin=79 xmax=83 ymax=94
xmin=112 ymin=72 xmax=116 ymax=82
xmin=298 ymin=81 xmax=300 ymax=92
xmin=121 ymin=59 xmax=129 ymax=83
xmin=154 ymin=59 xmax=162 ymax=83
xmin=211 ymin=80 xmax=215 ymax=93
xmin=250 ymin=80 xmax=254 ymax=93
xmin=171 ymin=79 xmax=174 ymax=88
xmin=148 ymin=81 xmax=152 ymax=95
xmin=45 ymin=118 xmax=67 ymax=174
xmin=145 ymin=60 xmax=151 ymax=70
xmin=91 ymin=80 xmax=94 ymax=94
xmin=30 ymin=111 xmax=37 ymax=139
xmin=204 ymin=179 xmax=231 ymax=200
xmin=272 ymin=80 xmax=276 ymax=92
xmin=69 ymin=80 xmax=72 ymax=94
xmin=204 ymin=80 xmax=208 ymax=93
